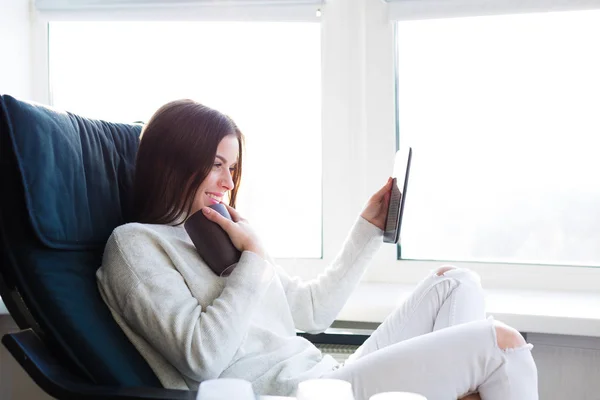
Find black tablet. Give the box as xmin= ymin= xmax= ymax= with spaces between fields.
xmin=383 ymin=147 xmax=412 ymax=244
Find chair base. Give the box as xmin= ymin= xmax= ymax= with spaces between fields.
xmin=2 ymin=329 xmax=196 ymax=400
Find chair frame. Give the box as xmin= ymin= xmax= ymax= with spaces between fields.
xmin=2 ymin=325 xmax=367 ymax=400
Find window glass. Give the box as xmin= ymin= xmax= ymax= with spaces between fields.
xmin=396 ymin=10 xmax=600 ymax=266
xmin=50 ymin=21 xmax=322 ymax=258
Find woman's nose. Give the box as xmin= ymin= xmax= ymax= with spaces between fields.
xmin=220 ymin=170 xmax=235 ymax=190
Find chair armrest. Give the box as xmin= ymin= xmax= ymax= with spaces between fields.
xmin=297 ymin=331 xmax=369 ymax=346
xmin=2 ymin=329 xmax=197 ymax=400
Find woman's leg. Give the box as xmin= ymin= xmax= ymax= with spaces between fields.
xmin=348 ymin=267 xmax=486 ymax=362
xmin=322 ymin=318 xmax=538 ymax=400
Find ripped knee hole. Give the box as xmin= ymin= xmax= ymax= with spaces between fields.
xmin=494 ymin=320 xmax=526 ymax=350
xmin=436 ymin=266 xmax=456 ymax=276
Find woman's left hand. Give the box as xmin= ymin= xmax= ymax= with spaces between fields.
xmin=360 ymin=177 xmax=394 ymax=231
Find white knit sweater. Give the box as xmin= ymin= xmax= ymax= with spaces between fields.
xmin=96 ymin=216 xmax=382 ymax=396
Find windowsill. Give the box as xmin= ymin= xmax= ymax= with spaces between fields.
xmin=2 ymin=285 xmax=599 ymax=337
xmin=336 ymin=282 xmax=600 ymax=338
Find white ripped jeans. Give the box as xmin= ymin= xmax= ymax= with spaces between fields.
xmin=321 ymin=268 xmax=538 ymax=400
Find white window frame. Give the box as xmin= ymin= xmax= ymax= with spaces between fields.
xmin=30 ymin=0 xmax=600 ymax=292
xmin=384 ymin=0 xmax=600 ymax=292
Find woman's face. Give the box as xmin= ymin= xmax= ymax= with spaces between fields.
xmin=190 ymin=134 xmax=239 ymax=215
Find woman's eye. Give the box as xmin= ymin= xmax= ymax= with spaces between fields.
xmin=213 ymin=163 xmax=222 ymax=168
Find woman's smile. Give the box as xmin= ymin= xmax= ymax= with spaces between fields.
xmin=206 ymin=192 xmax=224 ymax=205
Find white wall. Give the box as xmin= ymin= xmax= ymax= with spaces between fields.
xmin=0 ymin=0 xmax=32 ymax=100
xmin=530 ymin=333 xmax=600 ymax=400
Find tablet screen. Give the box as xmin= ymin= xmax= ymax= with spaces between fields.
xmin=383 ymin=147 xmax=412 ymax=244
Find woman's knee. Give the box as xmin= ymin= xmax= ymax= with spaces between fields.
xmin=494 ymin=320 xmax=526 ymax=350
xmin=436 ymin=265 xmax=456 ymax=276
xmin=436 ymin=266 xmax=482 ymax=287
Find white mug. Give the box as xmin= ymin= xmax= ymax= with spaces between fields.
xmin=196 ymin=378 xmax=254 ymax=400
xmin=369 ymin=392 xmax=427 ymax=400
xmin=296 ymin=379 xmax=355 ymax=400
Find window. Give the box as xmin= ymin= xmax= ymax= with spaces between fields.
xmin=396 ymin=10 xmax=600 ymax=267
xmin=34 ymin=1 xmax=600 ymax=290
xmin=49 ymin=21 xmax=322 ymax=258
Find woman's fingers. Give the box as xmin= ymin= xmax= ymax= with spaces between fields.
xmin=221 ymin=202 xmax=242 ymax=222
xmin=383 ymin=188 xmax=392 ymax=206
xmin=372 ymin=177 xmax=394 ymax=201
xmin=201 ymin=207 xmax=234 ymax=232
xmin=202 ymin=205 xmax=265 ymax=258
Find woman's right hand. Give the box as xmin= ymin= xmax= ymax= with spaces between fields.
xmin=201 ymin=203 xmax=266 ymax=259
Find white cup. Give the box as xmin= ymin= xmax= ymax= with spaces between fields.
xmin=296 ymin=379 xmax=355 ymax=400
xmin=369 ymin=393 xmax=427 ymax=400
xmin=196 ymin=378 xmax=254 ymax=400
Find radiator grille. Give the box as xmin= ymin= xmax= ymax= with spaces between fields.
xmin=315 ymin=343 xmax=360 ymax=363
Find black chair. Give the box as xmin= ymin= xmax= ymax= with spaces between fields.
xmin=0 ymin=94 xmax=367 ymax=399
xmin=0 ymin=94 xmax=196 ymax=399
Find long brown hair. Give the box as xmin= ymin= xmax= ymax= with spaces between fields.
xmin=132 ymin=99 xmax=244 ymax=225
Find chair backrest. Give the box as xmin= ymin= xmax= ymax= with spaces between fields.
xmin=0 ymin=94 xmax=162 ymax=387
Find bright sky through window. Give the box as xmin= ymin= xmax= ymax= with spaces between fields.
xmin=397 ymin=10 xmax=600 ymax=266
xmin=50 ymin=21 xmax=322 ymax=258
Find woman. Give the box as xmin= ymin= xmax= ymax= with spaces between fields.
xmin=96 ymin=99 xmax=538 ymax=400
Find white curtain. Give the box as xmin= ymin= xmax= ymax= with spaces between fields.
xmin=35 ymin=0 xmax=324 ymax=21
xmin=385 ymin=0 xmax=600 ymax=20
xmin=36 ymin=0 xmax=324 ymax=11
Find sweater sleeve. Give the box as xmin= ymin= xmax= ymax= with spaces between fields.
xmin=275 ymin=216 xmax=382 ymax=334
xmin=102 ymin=230 xmax=274 ymax=382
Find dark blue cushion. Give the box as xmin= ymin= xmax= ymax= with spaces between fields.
xmin=0 ymin=94 xmax=161 ymax=387
xmin=1 ymin=95 xmax=139 ymax=249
